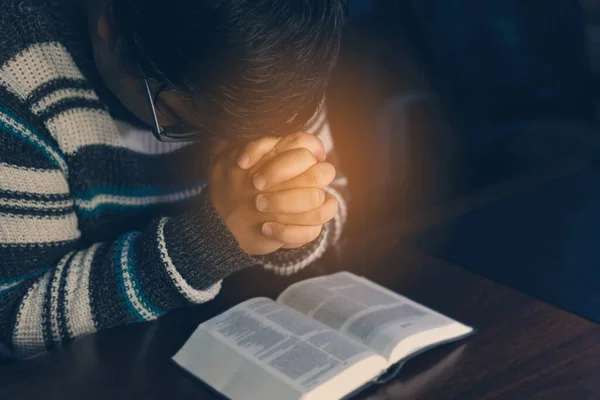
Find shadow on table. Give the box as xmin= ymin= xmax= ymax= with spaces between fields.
xmin=361 ymin=344 xmax=467 ymax=400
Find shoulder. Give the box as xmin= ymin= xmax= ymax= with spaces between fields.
xmin=0 ymin=0 xmax=62 ymax=65
xmin=0 ymin=0 xmax=90 ymax=114
xmin=0 ymin=0 xmax=76 ymax=100
xmin=0 ymin=1 xmax=74 ymax=166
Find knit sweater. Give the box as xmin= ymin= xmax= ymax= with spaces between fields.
xmin=0 ymin=0 xmax=347 ymax=359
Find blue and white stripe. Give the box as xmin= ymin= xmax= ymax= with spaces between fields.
xmin=116 ymin=232 xmax=162 ymax=321
xmin=74 ymin=184 xmax=205 ymax=215
xmin=0 ymin=43 xmax=85 ymax=99
xmin=63 ymin=245 xmax=99 ymax=339
xmin=13 ymin=272 xmax=52 ymax=358
xmin=0 ymin=212 xmax=80 ymax=244
xmin=0 ymin=196 xmax=72 ymax=211
xmin=0 ymin=268 xmax=51 ymax=296
xmin=0 ymin=108 xmax=67 ymax=173
xmin=31 ymin=88 xmax=99 ymax=116
xmin=47 ymin=252 xmax=75 ymax=345
xmin=156 ymin=218 xmax=222 ymax=303
xmin=0 ymin=279 xmax=23 ymax=295
xmin=1 ymin=43 xmax=189 ymax=157
xmin=0 ymin=163 xmax=69 ymax=195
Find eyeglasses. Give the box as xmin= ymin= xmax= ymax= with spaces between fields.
xmin=140 ymin=67 xmax=206 ymax=143
xmin=140 ymin=66 xmax=323 ymax=143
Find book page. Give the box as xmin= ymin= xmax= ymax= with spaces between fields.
xmin=277 ymin=272 xmax=472 ymax=363
xmin=173 ymin=298 xmax=386 ymax=400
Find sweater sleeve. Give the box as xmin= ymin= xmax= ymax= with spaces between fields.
xmin=0 ymin=108 xmax=258 ymax=359
xmin=259 ymin=105 xmax=349 ymax=275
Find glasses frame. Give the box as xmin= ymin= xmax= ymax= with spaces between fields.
xmin=140 ymin=66 xmax=202 ymax=143
xmin=140 ymin=65 xmax=324 ymax=143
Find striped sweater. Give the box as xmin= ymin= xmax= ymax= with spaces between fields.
xmin=0 ymin=0 xmax=347 ymax=359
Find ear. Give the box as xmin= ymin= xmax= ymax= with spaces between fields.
xmin=97 ymin=3 xmax=118 ymax=49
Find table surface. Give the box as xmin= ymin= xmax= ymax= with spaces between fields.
xmin=1 ymin=223 xmax=600 ymax=400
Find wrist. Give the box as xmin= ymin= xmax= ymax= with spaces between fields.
xmin=164 ymin=191 xmax=257 ymax=287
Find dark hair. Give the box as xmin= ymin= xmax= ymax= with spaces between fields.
xmin=112 ymin=0 xmax=347 ymax=141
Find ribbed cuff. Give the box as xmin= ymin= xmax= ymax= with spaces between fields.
xmin=162 ymin=191 xmax=258 ymax=290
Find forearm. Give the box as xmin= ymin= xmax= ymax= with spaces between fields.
xmin=0 ymin=192 xmax=256 ymax=359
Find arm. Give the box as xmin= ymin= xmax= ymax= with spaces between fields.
xmin=0 ymin=108 xmax=256 ymax=359
xmin=256 ymin=105 xmax=349 ymax=275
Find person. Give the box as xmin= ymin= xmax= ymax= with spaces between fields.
xmin=0 ymin=0 xmax=348 ymax=358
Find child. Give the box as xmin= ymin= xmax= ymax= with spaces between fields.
xmin=0 ymin=0 xmax=348 ymax=358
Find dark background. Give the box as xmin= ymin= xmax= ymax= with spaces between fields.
xmin=327 ymin=0 xmax=600 ymax=322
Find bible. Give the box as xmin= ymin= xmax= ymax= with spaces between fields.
xmin=173 ymin=272 xmax=474 ymax=400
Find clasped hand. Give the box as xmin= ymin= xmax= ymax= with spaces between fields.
xmin=209 ymin=132 xmax=339 ymax=256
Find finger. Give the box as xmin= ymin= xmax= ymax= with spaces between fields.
xmin=253 ymin=148 xmax=317 ymax=190
xmin=271 ymin=195 xmax=339 ymax=226
xmin=237 ymin=132 xmax=326 ymax=170
xmin=273 ymin=132 xmax=326 ymax=163
xmin=256 ymin=188 xmax=325 ymax=214
xmin=268 ymin=162 xmax=336 ymax=191
xmin=262 ymin=222 xmax=323 ymax=245
xmin=237 ymin=136 xmax=281 ymax=169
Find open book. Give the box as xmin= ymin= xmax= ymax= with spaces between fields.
xmin=173 ymin=272 xmax=474 ymax=400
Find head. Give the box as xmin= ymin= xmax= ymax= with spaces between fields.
xmin=84 ymin=0 xmax=347 ymax=143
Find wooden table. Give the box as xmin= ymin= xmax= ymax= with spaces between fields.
xmin=1 ymin=223 xmax=599 ymax=400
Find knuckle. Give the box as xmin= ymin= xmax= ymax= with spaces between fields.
xmin=313 ymin=163 xmax=335 ymax=186
xmin=289 ymin=131 xmax=307 ymax=145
